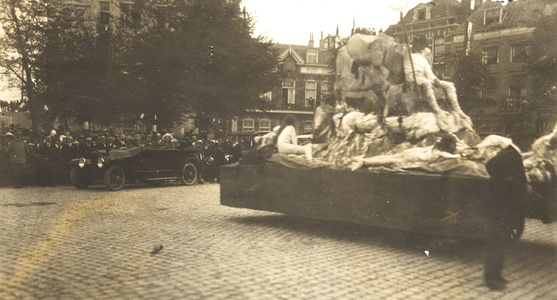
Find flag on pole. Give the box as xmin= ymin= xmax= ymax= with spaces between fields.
xmin=43 ymin=104 xmax=49 ymax=111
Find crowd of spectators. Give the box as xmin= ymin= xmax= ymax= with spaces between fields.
xmin=0 ymin=126 xmax=242 ymax=188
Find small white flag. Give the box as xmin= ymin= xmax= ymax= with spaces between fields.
xmin=140 ymin=113 xmax=145 ymax=119
xmin=19 ymin=102 xmax=26 ymax=109
xmin=84 ymin=121 xmax=89 ymax=130
xmin=152 ymin=125 xmax=157 ymax=132
xmin=43 ymin=104 xmax=49 ymax=111
xmin=154 ymin=114 xmax=157 ymax=120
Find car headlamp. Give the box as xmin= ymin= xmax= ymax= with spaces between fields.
xmin=97 ymin=158 xmax=105 ymax=168
xmin=78 ymin=158 xmax=86 ymax=168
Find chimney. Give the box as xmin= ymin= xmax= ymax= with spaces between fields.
xmin=309 ymin=32 xmax=314 ymax=48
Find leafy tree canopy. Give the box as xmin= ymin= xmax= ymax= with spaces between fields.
xmin=528 ymin=11 xmax=557 ymax=105
xmin=114 ymin=0 xmax=280 ymax=129
xmin=1 ymin=0 xmax=280 ymax=131
xmin=446 ymin=50 xmax=490 ymax=114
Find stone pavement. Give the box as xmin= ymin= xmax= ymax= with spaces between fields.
xmin=0 ymin=184 xmax=555 ymax=299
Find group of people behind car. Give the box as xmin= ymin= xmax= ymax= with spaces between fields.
xmin=0 ymin=127 xmax=243 ymax=188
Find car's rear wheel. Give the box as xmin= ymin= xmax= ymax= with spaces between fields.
xmin=180 ymin=162 xmax=197 ymax=186
xmin=70 ymin=165 xmax=91 ymax=189
xmin=104 ymin=164 xmax=125 ymax=191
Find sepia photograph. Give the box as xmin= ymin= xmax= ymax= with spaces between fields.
xmin=0 ymin=0 xmax=556 ymax=299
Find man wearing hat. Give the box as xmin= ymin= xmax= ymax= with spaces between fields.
xmin=7 ymin=132 xmax=29 ymax=188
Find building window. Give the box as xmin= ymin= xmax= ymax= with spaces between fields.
xmin=305 ymin=81 xmax=317 ymax=107
xmin=100 ymin=1 xmax=110 ymax=12
xmin=0 ymin=115 xmax=13 ymax=127
xmin=485 ymin=76 xmax=498 ymax=92
xmin=282 ymin=81 xmax=295 ymax=88
xmin=304 ymin=120 xmax=313 ymax=133
xmin=99 ymin=1 xmax=110 ymax=25
xmin=509 ymin=74 xmax=527 ymax=98
xmin=259 ymin=119 xmax=271 ymax=131
xmin=417 ymin=9 xmax=426 ymax=21
xmin=306 ymin=50 xmax=318 ymax=64
xmin=483 ymin=75 xmax=498 ymax=100
xmin=231 ymin=119 xmax=238 ymax=132
xmin=242 ymin=118 xmax=254 ymax=131
xmin=282 ymin=81 xmax=295 ymax=105
xmin=433 ymin=38 xmax=445 ymax=63
xmin=484 ymin=9 xmax=501 ymax=25
xmin=510 ymin=45 xmax=527 ymax=63
xmin=262 ymin=91 xmax=272 ymax=101
xmin=482 ymin=47 xmax=499 ymax=65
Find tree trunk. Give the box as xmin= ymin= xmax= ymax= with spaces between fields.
xmin=9 ymin=0 xmax=40 ymax=135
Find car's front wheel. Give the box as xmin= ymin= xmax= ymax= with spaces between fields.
xmin=180 ymin=162 xmax=198 ymax=186
xmin=104 ymin=164 xmax=126 ymax=191
xmin=70 ymin=165 xmax=91 ymax=189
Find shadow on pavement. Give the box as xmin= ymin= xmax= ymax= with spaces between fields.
xmin=229 ymin=214 xmax=556 ymax=268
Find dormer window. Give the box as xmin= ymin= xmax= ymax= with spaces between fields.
xmin=484 ymin=8 xmax=503 ymax=25
xmin=417 ymin=9 xmax=426 ymax=20
xmin=413 ymin=6 xmax=430 ymax=21
xmin=307 ymin=50 xmax=318 ymax=64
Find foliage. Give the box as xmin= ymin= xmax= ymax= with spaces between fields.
xmin=1 ymin=0 xmax=280 ymax=131
xmin=114 ymin=0 xmax=280 ymax=129
xmin=33 ymin=5 xmax=120 ymax=126
xmin=527 ymin=11 xmax=557 ymax=116
xmin=445 ymin=50 xmax=490 ymax=113
xmin=0 ymin=0 xmax=51 ymax=132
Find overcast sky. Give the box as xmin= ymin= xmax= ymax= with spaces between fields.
xmin=242 ymin=0 xmax=432 ymax=45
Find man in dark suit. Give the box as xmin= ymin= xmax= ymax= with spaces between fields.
xmin=7 ymin=132 xmax=29 ymax=188
xmin=37 ymin=135 xmax=60 ymax=187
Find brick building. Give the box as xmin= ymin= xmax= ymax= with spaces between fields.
xmin=459 ymin=0 xmax=556 ymax=136
xmin=386 ymin=0 xmax=556 ymax=137
xmin=385 ymin=0 xmax=467 ymax=79
xmin=229 ymin=32 xmax=337 ymax=136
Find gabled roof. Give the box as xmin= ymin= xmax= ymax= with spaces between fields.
xmin=274 ymin=44 xmax=335 ymax=66
xmin=468 ymin=0 xmax=552 ymax=29
xmin=397 ymin=0 xmax=463 ymax=25
xmin=277 ymin=45 xmax=305 ymax=65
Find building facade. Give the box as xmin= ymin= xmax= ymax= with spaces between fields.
xmin=385 ymin=0 xmax=467 ymax=79
xmin=229 ymin=32 xmax=337 ymax=136
xmin=459 ymin=0 xmax=555 ymax=136
xmin=386 ymin=0 xmax=556 ymax=137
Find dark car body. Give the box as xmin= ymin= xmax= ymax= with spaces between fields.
xmin=69 ymin=145 xmax=201 ymax=191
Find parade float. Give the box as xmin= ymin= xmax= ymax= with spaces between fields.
xmin=220 ymin=3 xmax=556 ymax=289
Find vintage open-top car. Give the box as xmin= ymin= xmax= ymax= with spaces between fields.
xmin=69 ymin=145 xmax=201 ymax=191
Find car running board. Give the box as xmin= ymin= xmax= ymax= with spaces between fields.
xmin=144 ymin=177 xmax=180 ymax=181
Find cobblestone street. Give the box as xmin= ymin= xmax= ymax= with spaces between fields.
xmin=0 ymin=183 xmax=556 ymax=299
